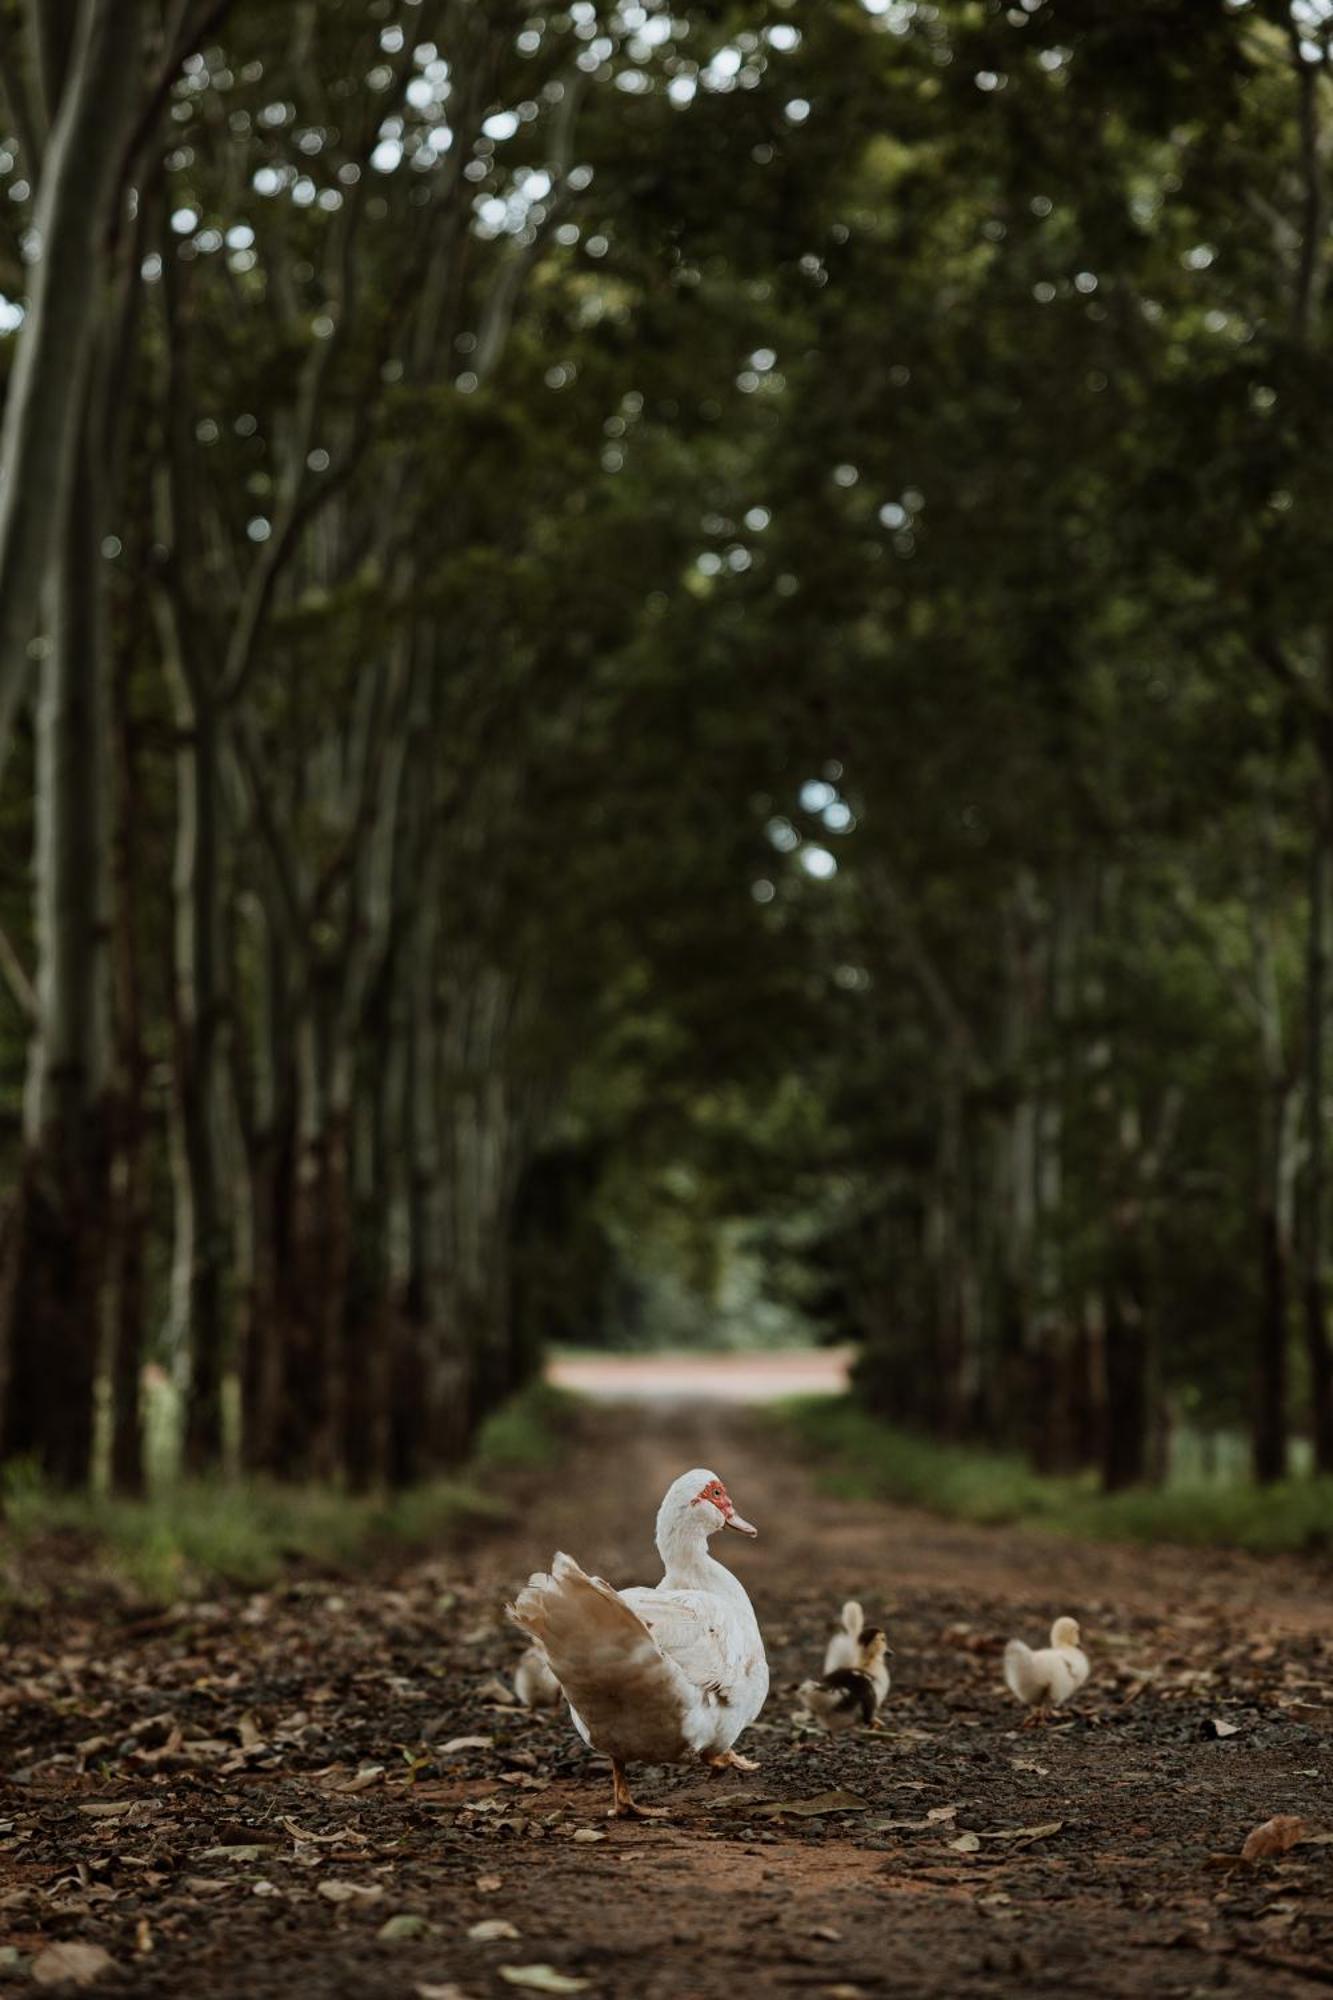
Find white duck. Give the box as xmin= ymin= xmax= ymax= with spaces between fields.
xmin=1003 ymin=1616 xmax=1089 ymax=1719
xmin=513 ymin=1645 xmax=562 ymax=1710
xmin=824 ymin=1600 xmax=868 ymax=1675
xmin=508 ymin=1468 xmax=769 ymax=1819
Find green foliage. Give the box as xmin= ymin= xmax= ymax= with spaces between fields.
xmin=472 ymin=1382 xmax=581 ymax=1473
xmin=0 ymin=1383 xmax=576 ymax=1602
xmin=784 ymin=1398 xmax=1333 ymax=1555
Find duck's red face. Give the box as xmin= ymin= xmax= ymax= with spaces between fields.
xmin=691 ymin=1475 xmax=757 ymax=1537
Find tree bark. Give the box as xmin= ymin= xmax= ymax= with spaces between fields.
xmin=0 ymin=0 xmax=142 ymax=789
xmin=0 ymin=417 xmax=115 ymax=1487
xmin=1304 ymin=758 xmax=1333 ymax=1473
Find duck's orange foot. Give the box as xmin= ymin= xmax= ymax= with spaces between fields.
xmin=609 ymin=1759 xmax=669 ymax=1820
xmin=705 ymin=1749 xmax=760 ymax=1772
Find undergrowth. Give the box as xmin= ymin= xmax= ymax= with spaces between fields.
xmin=0 ymin=1381 xmax=576 ymax=1604
xmin=781 ymin=1396 xmax=1333 ymax=1555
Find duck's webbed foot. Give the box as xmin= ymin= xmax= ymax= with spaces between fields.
xmin=1021 ymin=1705 xmax=1051 ymax=1729
xmin=609 ymin=1758 xmax=669 ymax=1820
xmin=704 ymin=1748 xmax=760 ymax=1772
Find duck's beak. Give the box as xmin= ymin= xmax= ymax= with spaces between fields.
xmin=724 ymin=1510 xmax=758 ymax=1537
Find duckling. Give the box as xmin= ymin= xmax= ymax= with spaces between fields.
xmin=1003 ymin=1615 xmax=1088 ymax=1721
xmin=855 ymin=1623 xmax=892 ymax=1710
xmin=513 ymin=1643 xmax=562 ymax=1710
xmin=799 ymin=1628 xmax=892 ymax=1733
xmin=823 ymin=1599 xmax=867 ymax=1675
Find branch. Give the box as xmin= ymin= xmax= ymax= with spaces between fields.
xmin=0 ymin=914 xmax=35 ymax=1021
xmin=0 ymin=14 xmax=41 ymax=175
xmin=114 ymin=0 xmax=234 ymax=216
xmin=1286 ymin=14 xmax=1328 ymax=344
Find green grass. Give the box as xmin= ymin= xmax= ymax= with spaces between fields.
xmin=780 ymin=1395 xmax=1333 ymax=1555
xmin=473 ymin=1381 xmax=579 ymax=1471
xmin=0 ymin=1380 xmax=575 ymax=1604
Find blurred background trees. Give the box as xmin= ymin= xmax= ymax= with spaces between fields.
xmin=0 ymin=0 xmax=1330 ymax=1501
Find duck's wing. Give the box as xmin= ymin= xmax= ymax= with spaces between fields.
xmin=619 ymin=1585 xmax=750 ymax=1694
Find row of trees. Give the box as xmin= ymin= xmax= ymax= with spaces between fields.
xmin=0 ymin=0 xmax=1329 ymax=1497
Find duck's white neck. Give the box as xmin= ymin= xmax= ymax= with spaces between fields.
xmin=656 ymin=1510 xmax=723 ymax=1587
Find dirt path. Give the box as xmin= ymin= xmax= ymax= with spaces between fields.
xmin=3 ymin=1398 xmax=1333 ymax=1999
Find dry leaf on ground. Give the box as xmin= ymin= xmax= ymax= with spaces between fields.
xmin=1241 ymin=1816 xmax=1307 ymax=1863
xmin=32 ymin=1942 xmax=115 ymax=1988
xmin=498 ymin=1970 xmax=590 ymax=1995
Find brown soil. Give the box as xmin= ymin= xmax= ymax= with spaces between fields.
xmin=3 ymin=1399 xmax=1333 ymax=1998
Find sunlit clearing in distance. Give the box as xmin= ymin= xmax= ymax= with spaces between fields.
xmin=767 ymin=816 xmax=800 ymax=852
xmin=0 ymin=296 xmax=24 ymax=333
xmin=752 ymin=879 xmax=776 ymax=904
xmin=800 ymin=779 xmax=836 ymax=813
xmin=800 ymin=846 xmax=837 ymax=880
xmin=823 ymin=800 xmax=854 ymax=832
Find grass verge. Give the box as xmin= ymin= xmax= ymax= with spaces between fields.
xmin=0 ymin=1381 xmax=577 ymax=1604
xmin=780 ymin=1395 xmax=1333 ymax=1555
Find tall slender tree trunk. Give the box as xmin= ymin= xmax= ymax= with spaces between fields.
xmin=1101 ymin=1198 xmax=1149 ymax=1492
xmin=0 ymin=422 xmax=115 ymax=1487
xmin=1305 ymin=759 xmax=1333 ymax=1473
xmin=1252 ymin=875 xmax=1292 ymax=1485
xmin=0 ymin=0 xmax=143 ymax=787
xmin=166 ymin=683 xmax=229 ymax=1472
xmin=106 ymin=631 xmax=148 ymax=1495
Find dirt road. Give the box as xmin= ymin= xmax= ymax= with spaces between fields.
xmin=3 ymin=1396 xmax=1332 ymax=1998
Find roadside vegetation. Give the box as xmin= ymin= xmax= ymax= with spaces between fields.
xmin=784 ymin=1398 xmax=1333 ymax=1557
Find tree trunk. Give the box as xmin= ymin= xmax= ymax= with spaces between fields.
xmin=0 ymin=421 xmax=114 ymax=1487
xmin=106 ymin=623 xmax=148 ymax=1495
xmin=1101 ymin=1209 xmax=1149 ymax=1492
xmin=1303 ymin=766 xmax=1333 ymax=1472
xmin=166 ymin=686 xmax=229 ymax=1473
xmin=1252 ymin=872 xmax=1292 ymax=1485
xmin=0 ymin=0 xmax=142 ymax=787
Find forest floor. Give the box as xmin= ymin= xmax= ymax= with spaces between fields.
xmin=3 ymin=1393 xmax=1333 ymax=1999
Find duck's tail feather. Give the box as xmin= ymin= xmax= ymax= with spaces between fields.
xmin=1003 ymin=1638 xmax=1047 ymax=1704
xmin=508 ymin=1554 xmax=692 ymax=1757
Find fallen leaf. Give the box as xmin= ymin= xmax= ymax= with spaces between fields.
xmin=237 ymin=1711 xmax=265 ymax=1751
xmin=1242 ymin=1816 xmax=1308 ymax=1863
xmin=948 ymin=1832 xmax=981 ymax=1854
xmin=470 ymin=1918 xmax=521 ymax=1942
xmin=811 ymin=1923 xmax=843 ymax=1941
xmin=498 ymin=1970 xmax=589 ymax=1995
xmin=378 ymin=1913 xmax=438 ymax=1941
xmin=1202 ymin=1718 xmax=1241 ymax=1740
xmin=202 ymin=1845 xmax=269 ymax=1862
xmin=753 ymin=1790 xmax=869 ymax=1819
xmin=478 ymin=1679 xmax=517 ymax=1703
xmin=438 ymin=1736 xmax=494 ymax=1755
xmin=76 ymin=1802 xmax=135 ymax=1819
xmin=980 ymin=1822 xmax=1064 ymax=1845
xmin=866 ymin=1806 xmax=959 ymax=1833
xmin=317 ymin=1879 xmax=385 ymax=1905
xmin=416 ymin=1986 xmax=470 ymax=2000
xmin=341 ymin=1765 xmax=386 ymax=1794
xmin=476 ymin=1874 xmax=503 ymax=1893
xmin=32 ymin=1942 xmax=115 ymax=1988
xmin=572 ymin=1829 xmax=605 ymax=1844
